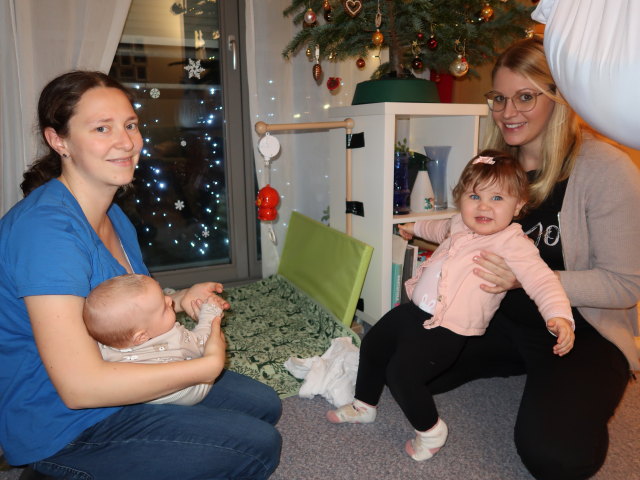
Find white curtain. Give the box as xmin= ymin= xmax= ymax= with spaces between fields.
xmin=0 ymin=0 xmax=132 ymax=215
xmin=245 ymin=0 xmax=384 ymax=276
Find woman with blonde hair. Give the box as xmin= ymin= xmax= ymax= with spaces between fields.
xmin=430 ymin=37 xmax=640 ymax=480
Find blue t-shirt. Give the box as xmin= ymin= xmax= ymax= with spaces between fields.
xmin=0 ymin=179 xmax=148 ymax=465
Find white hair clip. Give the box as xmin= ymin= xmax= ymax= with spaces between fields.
xmin=472 ymin=156 xmax=496 ymax=165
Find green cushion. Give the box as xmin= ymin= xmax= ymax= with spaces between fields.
xmin=277 ymin=212 xmax=373 ymax=327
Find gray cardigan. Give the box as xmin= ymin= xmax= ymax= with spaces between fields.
xmin=558 ymin=138 xmax=640 ymax=371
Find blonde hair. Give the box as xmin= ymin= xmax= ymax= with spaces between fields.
xmin=83 ymin=274 xmax=152 ymax=348
xmin=452 ymin=149 xmax=530 ymax=218
xmin=482 ymin=36 xmax=582 ymax=209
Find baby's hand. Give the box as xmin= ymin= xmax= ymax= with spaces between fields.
xmin=397 ymin=223 xmax=415 ymax=241
xmin=546 ymin=317 xmax=575 ymax=356
xmin=177 ymin=282 xmax=225 ymax=318
xmin=192 ymin=295 xmax=228 ymax=322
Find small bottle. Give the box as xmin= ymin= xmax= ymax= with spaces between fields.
xmin=410 ymin=156 xmax=435 ymax=213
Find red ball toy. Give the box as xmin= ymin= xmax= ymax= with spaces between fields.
xmin=256 ymin=184 xmax=280 ymax=221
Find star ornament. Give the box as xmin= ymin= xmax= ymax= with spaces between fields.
xmin=184 ymin=58 xmax=205 ymax=79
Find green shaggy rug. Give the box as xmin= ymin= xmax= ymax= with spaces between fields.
xmin=179 ymin=275 xmax=360 ymax=398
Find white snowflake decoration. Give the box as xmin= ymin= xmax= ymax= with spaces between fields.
xmin=150 ymin=88 xmax=161 ymax=99
xmin=184 ymin=58 xmax=205 ymax=79
xmin=174 ymin=200 xmax=185 ymax=211
xmin=202 ymin=227 xmax=210 ymax=238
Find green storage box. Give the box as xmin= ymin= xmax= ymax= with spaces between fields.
xmin=352 ymin=78 xmax=440 ymax=105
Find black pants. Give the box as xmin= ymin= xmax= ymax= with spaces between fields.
xmin=426 ymin=306 xmax=630 ymax=480
xmin=355 ymin=302 xmax=466 ymax=431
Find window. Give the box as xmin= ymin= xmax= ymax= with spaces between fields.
xmin=111 ymin=0 xmax=259 ymax=287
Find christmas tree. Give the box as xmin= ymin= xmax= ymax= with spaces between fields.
xmin=283 ymin=0 xmax=535 ymax=79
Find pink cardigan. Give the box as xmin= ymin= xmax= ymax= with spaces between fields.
xmin=404 ymin=214 xmax=573 ymax=336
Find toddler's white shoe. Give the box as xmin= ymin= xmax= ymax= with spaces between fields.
xmin=326 ymin=399 xmax=377 ymax=424
xmin=405 ymin=418 xmax=448 ymax=461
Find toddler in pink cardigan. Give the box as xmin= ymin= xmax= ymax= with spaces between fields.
xmin=327 ymin=150 xmax=574 ymax=461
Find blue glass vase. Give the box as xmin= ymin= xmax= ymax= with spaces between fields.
xmin=393 ymin=152 xmax=411 ymax=215
xmin=424 ymin=146 xmax=451 ymax=210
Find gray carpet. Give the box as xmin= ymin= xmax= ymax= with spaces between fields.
xmin=1 ymin=375 xmax=638 ymax=479
xmin=269 ymin=376 xmax=640 ymax=480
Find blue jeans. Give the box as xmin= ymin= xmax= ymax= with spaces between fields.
xmin=32 ymin=370 xmax=282 ymax=480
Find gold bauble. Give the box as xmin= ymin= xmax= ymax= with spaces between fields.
xmin=480 ymin=4 xmax=494 ymax=22
xmin=449 ymin=55 xmax=469 ymax=77
xmin=372 ymin=29 xmax=384 ymax=46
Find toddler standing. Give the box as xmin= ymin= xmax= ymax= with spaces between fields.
xmin=327 ymin=150 xmax=575 ymax=461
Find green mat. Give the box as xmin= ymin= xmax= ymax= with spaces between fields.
xmin=277 ymin=212 xmax=373 ymax=327
xmin=179 ymin=275 xmax=360 ymax=398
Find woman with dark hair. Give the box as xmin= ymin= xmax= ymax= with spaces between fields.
xmin=0 ymin=71 xmax=281 ymax=479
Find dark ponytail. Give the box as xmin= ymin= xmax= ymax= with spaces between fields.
xmin=21 ymin=71 xmax=135 ymax=196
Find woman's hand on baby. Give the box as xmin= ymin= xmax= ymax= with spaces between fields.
xmin=397 ymin=223 xmax=415 ymax=241
xmin=473 ymin=250 xmax=521 ymax=294
xmin=202 ymin=309 xmax=227 ymax=362
xmin=546 ymin=317 xmax=575 ymax=356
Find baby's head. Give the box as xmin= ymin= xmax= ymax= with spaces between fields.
xmin=452 ymin=149 xmax=529 ymax=235
xmin=84 ymin=274 xmax=176 ymax=349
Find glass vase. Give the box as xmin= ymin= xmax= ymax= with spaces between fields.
xmin=424 ymin=146 xmax=451 ymax=210
xmin=393 ymin=151 xmax=411 ymax=215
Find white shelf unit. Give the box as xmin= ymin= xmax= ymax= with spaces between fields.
xmin=328 ymin=102 xmax=488 ymax=325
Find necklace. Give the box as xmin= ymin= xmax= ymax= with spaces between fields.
xmin=119 ymin=239 xmax=134 ymax=273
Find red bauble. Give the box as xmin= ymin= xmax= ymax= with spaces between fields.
xmin=327 ymin=77 xmax=341 ymax=91
xmin=417 ymin=32 xmax=425 ymax=41
xmin=256 ymin=185 xmax=280 ymax=221
xmin=411 ymin=58 xmax=424 ymax=71
xmin=304 ymin=8 xmax=317 ymax=25
xmin=427 ymin=36 xmax=438 ymax=50
xmin=356 ymin=57 xmax=366 ymax=69
xmin=322 ymin=0 xmax=333 ymax=21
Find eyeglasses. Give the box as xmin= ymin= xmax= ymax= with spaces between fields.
xmin=484 ymin=90 xmax=545 ymax=113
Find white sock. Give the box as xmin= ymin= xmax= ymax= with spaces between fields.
xmin=353 ymin=399 xmax=376 ymax=411
xmin=406 ymin=418 xmax=448 ymax=461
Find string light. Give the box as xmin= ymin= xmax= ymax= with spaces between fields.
xmin=118 ymin=82 xmax=230 ymax=270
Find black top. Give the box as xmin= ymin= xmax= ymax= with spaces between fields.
xmin=497 ymin=175 xmax=585 ymax=326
